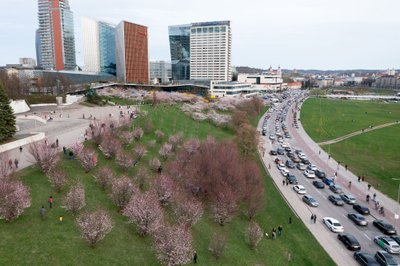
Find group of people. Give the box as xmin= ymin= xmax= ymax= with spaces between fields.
xmin=39 ymin=196 xmax=64 ymax=223
xmin=269 ymin=225 xmax=284 ymax=239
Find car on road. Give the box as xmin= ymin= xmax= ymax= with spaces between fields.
xmin=281 ymin=169 xmax=290 ymax=177
xmin=313 ymin=180 xmax=325 ymax=189
xmin=338 ymin=233 xmax=361 ymax=251
xmin=301 ymin=158 xmax=311 ymax=165
xmin=292 ymin=156 xmax=301 ymax=163
xmin=269 ymin=134 xmax=275 ymax=140
xmin=353 ymin=204 xmax=370 ymax=215
xmin=348 ymin=213 xmax=368 ymax=226
xmin=277 ymin=163 xmax=286 ymax=170
xmin=303 ymin=195 xmax=319 ymax=207
xmin=323 ymin=217 xmax=344 ymax=233
xmin=285 ymin=160 xmax=295 ymax=169
xmin=304 ymin=169 xmax=316 ymax=179
xmin=275 ymin=158 xmax=283 ymax=164
xmin=307 ymin=164 xmax=318 ymax=171
xmin=315 ymin=170 xmax=326 ymax=179
xmin=297 ymin=163 xmax=307 ymax=170
xmin=270 ymin=150 xmax=278 ymax=156
xmin=328 ymin=195 xmax=344 ymax=206
xmin=281 ymin=142 xmax=289 ymax=148
xmin=293 ymin=185 xmax=307 ymax=194
xmin=354 ymin=252 xmax=379 ymax=266
xmin=330 ymin=184 xmax=343 ymax=194
xmin=374 ymin=250 xmax=398 ymax=266
xmin=390 ymin=235 xmax=400 ymax=245
xmin=373 ymin=220 xmax=397 ymax=235
xmin=277 ymin=148 xmax=285 ymax=155
xmin=341 ymin=194 xmax=357 ymax=205
xmin=374 ymin=236 xmax=400 ymax=254
xmin=323 ymin=177 xmax=335 ymax=186
xmin=287 ymin=173 xmax=298 ymax=184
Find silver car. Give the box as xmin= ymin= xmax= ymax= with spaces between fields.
xmin=374 ymin=236 xmax=400 ymax=254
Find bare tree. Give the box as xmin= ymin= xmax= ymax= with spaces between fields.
xmin=246 ymin=222 xmax=263 ymax=249
xmin=115 ymin=151 xmax=134 ymax=171
xmin=64 ymin=183 xmax=85 ymax=214
xmin=236 ymin=123 xmax=259 ymax=156
xmin=110 ymin=177 xmax=137 ymax=211
xmin=76 ymin=209 xmax=113 ymax=247
xmin=28 ymin=140 xmax=59 ymax=174
xmin=133 ymin=128 xmax=144 ymax=141
xmin=242 ymin=161 xmax=265 ymax=220
xmin=46 ymin=169 xmax=67 ymax=192
xmin=0 ymin=178 xmax=31 ymax=222
xmin=122 ymin=190 xmax=164 ymax=236
xmin=208 ymin=232 xmax=227 ymax=260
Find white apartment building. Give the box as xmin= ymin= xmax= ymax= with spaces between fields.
xmin=149 ymin=61 xmax=172 ymax=84
xmin=190 ymin=21 xmax=231 ymax=81
xmin=238 ymin=67 xmax=284 ymax=90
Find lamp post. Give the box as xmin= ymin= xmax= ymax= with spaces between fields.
xmin=392 ymin=178 xmax=400 ymax=230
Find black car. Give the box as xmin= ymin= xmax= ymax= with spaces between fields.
xmin=338 ymin=233 xmax=361 ymax=251
xmin=348 ymin=213 xmax=368 ymax=226
xmin=315 ymin=170 xmax=326 ymax=179
xmin=374 ymin=250 xmax=398 ymax=266
xmin=391 ymin=235 xmax=400 ymax=245
xmin=354 ymin=252 xmax=379 ymax=266
xmin=284 ymin=146 xmax=291 ymax=152
xmin=287 ymin=173 xmax=298 ymax=184
xmin=373 ymin=220 xmax=397 ymax=235
xmin=277 ymin=148 xmax=285 ymax=155
xmin=287 ymin=152 xmax=295 ymax=158
xmin=353 ymin=204 xmax=370 ymax=215
xmin=301 ymin=158 xmax=310 ymax=165
xmin=328 ymin=195 xmax=344 ymax=206
xmin=313 ymin=180 xmax=325 ymax=189
xmin=270 ymin=150 xmax=278 ymax=156
xmin=285 ymin=160 xmax=295 ymax=169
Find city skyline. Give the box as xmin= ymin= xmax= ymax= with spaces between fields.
xmin=1 ymin=0 xmax=399 ymax=70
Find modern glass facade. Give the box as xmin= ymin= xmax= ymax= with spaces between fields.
xmin=99 ymin=21 xmax=116 ymax=75
xmin=60 ymin=5 xmax=76 ymax=70
xmin=168 ymin=24 xmax=191 ymax=81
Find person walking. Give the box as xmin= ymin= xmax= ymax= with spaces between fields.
xmin=348 ymin=181 xmax=352 ymax=189
xmin=14 ymin=158 xmax=19 ymax=169
xmin=56 ymin=139 xmax=59 ymax=147
xmin=319 ymin=150 xmax=321 ymax=155
xmin=40 ymin=206 xmax=46 ymax=220
xmin=328 ymin=154 xmax=331 ymax=160
xmin=8 ymin=159 xmax=13 ymax=170
xmin=19 ymin=146 xmax=23 ymax=152
xmin=48 ymin=196 xmax=53 ymax=208
xmin=345 ymin=164 xmax=348 ymax=171
xmin=358 ymin=176 xmax=361 ymax=182
xmin=373 ymin=193 xmax=376 ymax=201
xmin=289 ymin=217 xmax=292 ymax=224
xmin=368 ymin=184 xmax=371 ymax=191
xmin=366 ymin=194 xmax=370 ymax=203
xmin=313 ymin=214 xmax=317 ymax=224
xmin=59 ymin=215 xmax=64 ymax=224
xmin=311 ymin=214 xmax=315 ymax=223
xmin=193 ymin=251 xmax=197 ymax=264
xmin=283 ymin=180 xmax=286 ymax=186
xmin=278 ymin=225 xmax=283 ymax=236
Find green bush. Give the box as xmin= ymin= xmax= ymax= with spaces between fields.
xmin=26 ymin=95 xmax=57 ymax=105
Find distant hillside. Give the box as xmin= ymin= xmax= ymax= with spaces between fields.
xmin=236 ymin=66 xmax=266 ymax=74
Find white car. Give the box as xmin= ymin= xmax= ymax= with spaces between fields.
xmin=304 ymin=169 xmax=316 ymax=179
xmin=281 ymin=169 xmax=290 ymax=177
xmin=281 ymin=142 xmax=289 ymax=148
xmin=277 ymin=138 xmax=284 ymax=143
xmin=277 ymin=163 xmax=286 ymax=170
xmin=298 ymin=154 xmax=307 ymax=160
xmin=269 ymin=134 xmax=275 ymax=140
xmin=293 ymin=185 xmax=307 ymax=194
xmin=323 ymin=217 xmax=344 ymax=233
xmin=308 ymin=164 xmax=318 ymax=171
xmin=297 ymin=163 xmax=307 ymax=171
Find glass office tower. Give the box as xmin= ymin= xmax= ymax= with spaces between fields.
xmin=168 ymin=24 xmax=191 ymax=81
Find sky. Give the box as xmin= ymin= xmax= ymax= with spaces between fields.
xmin=0 ymin=0 xmax=399 ymax=70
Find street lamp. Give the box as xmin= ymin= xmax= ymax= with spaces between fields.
xmin=392 ymin=178 xmax=400 ymax=230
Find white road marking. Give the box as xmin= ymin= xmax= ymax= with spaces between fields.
xmin=364 ymin=233 xmax=371 ymax=241
xmin=316 ymin=190 xmax=322 ymax=195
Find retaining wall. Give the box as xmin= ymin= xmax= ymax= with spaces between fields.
xmin=0 ymin=132 xmax=45 ymax=153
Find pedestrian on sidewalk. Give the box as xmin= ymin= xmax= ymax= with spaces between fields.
xmin=373 ymin=193 xmax=376 ymax=201
xmin=311 ymin=214 xmax=314 ymax=223
xmin=328 ymin=154 xmax=331 ymax=160
xmin=366 ymin=194 xmax=370 ymax=203
xmin=40 ymin=206 xmax=46 ymax=220
xmin=19 ymin=146 xmax=23 ymax=152
xmin=313 ymin=214 xmax=317 ymax=224
xmin=319 ymin=150 xmax=321 ymax=155
xmin=348 ymin=181 xmax=352 ymax=189
xmin=48 ymin=196 xmax=53 ymax=208
xmin=358 ymin=176 xmax=361 ymax=182
xmin=56 ymin=139 xmax=59 ymax=147
xmin=286 ymin=180 xmax=289 ymax=186
xmin=345 ymin=165 xmax=348 ymax=171
xmin=278 ymin=225 xmax=283 ymax=236
xmin=375 ymin=201 xmax=380 ymax=210
xmin=14 ymin=158 xmax=19 ymax=169
xmin=368 ymin=184 xmax=371 ymax=191
xmin=283 ymin=180 xmax=286 ymax=186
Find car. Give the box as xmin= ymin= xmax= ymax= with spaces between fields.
xmin=328 ymin=195 xmax=344 ymax=206
xmin=373 ymin=220 xmax=397 ymax=235
xmin=269 ymin=134 xmax=275 ymax=140
xmin=330 ymin=184 xmax=343 ymax=194
xmin=281 ymin=142 xmax=289 ymax=148
xmin=374 ymin=236 xmax=400 ymax=254
xmin=292 ymin=156 xmax=301 ymax=163
xmin=304 ymin=169 xmax=316 ymax=179
xmin=338 ymin=233 xmax=361 ymax=251
xmin=270 ymin=150 xmax=278 ymax=156
xmin=323 ymin=217 xmax=344 ymax=233
xmin=277 ymin=148 xmax=285 ymax=155
xmin=374 ymin=250 xmax=399 ymax=266
xmin=287 ymin=152 xmax=295 ymax=159
xmin=281 ymin=168 xmax=290 ymax=177
xmin=277 ymin=163 xmax=286 ymax=170
xmin=323 ymin=177 xmax=335 ymax=186
xmin=262 ymin=130 xmax=267 ymax=136
xmin=302 ymin=158 xmax=311 ymax=165
xmin=287 ymin=173 xmax=298 ymax=184
xmin=354 ymin=252 xmax=379 ymax=266
xmin=341 ymin=194 xmax=357 ymax=205
xmin=391 ymin=235 xmax=400 ymax=245
xmin=297 ymin=163 xmax=307 ymax=170
xmin=307 ymin=164 xmax=318 ymax=171
xmin=274 ymin=158 xmax=283 ymax=164
xmin=293 ymin=185 xmax=307 ymax=194
xmin=353 ymin=204 xmax=370 ymax=215
xmin=303 ymin=195 xmax=319 ymax=207
xmin=315 ymin=170 xmax=326 ymax=179
xmin=285 ymin=160 xmax=295 ymax=169
xmin=313 ymin=180 xmax=325 ymax=189
xmin=284 ymin=146 xmax=291 ymax=152
xmin=348 ymin=213 xmax=368 ymax=226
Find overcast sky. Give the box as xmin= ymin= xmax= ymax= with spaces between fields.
xmin=0 ymin=0 xmax=399 ymax=70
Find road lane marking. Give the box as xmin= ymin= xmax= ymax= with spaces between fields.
xmin=364 ymin=233 xmax=371 ymax=241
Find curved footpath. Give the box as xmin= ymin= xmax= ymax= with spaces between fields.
xmin=318 ymin=121 xmax=400 ymax=145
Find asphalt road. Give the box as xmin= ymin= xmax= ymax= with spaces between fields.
xmin=260 ymin=91 xmax=400 ymax=266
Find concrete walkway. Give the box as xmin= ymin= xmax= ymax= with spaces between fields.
xmin=318 ymin=121 xmax=400 ymax=145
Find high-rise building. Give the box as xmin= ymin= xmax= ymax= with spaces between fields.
xmin=168 ymin=21 xmax=232 ymax=82
xmin=82 ymin=17 xmax=116 ymax=75
xmin=115 ymin=21 xmax=149 ymax=83
xmin=190 ymin=21 xmax=231 ymax=81
xmin=149 ymin=61 xmax=172 ymax=84
xmin=35 ymin=29 xmax=42 ymax=67
xmin=168 ymin=24 xmax=191 ymax=81
xmin=37 ymin=0 xmax=76 ymax=70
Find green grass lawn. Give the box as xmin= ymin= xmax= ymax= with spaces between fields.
xmin=0 ymin=105 xmax=334 ymax=266
xmin=301 ymin=98 xmax=400 ymax=142
xmin=323 ymin=124 xmax=400 ymax=200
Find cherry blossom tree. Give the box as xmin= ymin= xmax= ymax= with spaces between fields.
xmin=110 ymin=177 xmax=137 ymax=211
xmin=153 ymin=225 xmax=194 ymax=266
xmin=208 ymin=232 xmax=227 ymax=260
xmin=28 ymin=140 xmax=59 ymax=173
xmin=120 ymin=131 xmax=134 ymax=146
xmin=134 ymin=168 xmax=148 ymax=190
xmin=94 ymin=167 xmax=115 ymax=190
xmin=172 ymin=194 xmax=203 ymax=227
xmin=168 ymin=132 xmax=183 ymax=151
xmin=246 ymin=222 xmax=263 ymax=249
xmin=149 ymin=157 xmax=161 ymax=172
xmin=242 ymin=161 xmax=265 ymax=220
xmin=76 ymin=209 xmax=113 ymax=247
xmin=122 ymin=190 xmax=164 ymax=236
xmin=183 ymin=139 xmax=200 ymax=156
xmin=133 ymin=128 xmax=144 ymax=140
xmin=159 ymin=143 xmax=173 ymax=160
xmin=134 ymin=144 xmax=147 ymax=161
xmin=64 ymin=183 xmax=85 ymax=214
xmin=211 ymin=185 xmax=238 ymax=226
xmin=46 ymin=169 xmax=67 ymax=192
xmin=236 ymin=123 xmax=259 ymax=156
xmin=77 ymin=147 xmax=98 ymax=173
xmin=155 ymin=129 xmax=164 ymax=142
xmin=152 ymin=175 xmax=176 ymax=206
xmin=115 ymin=151 xmax=134 ymax=171
xmin=99 ymin=133 xmax=121 ymax=159
xmin=0 ymin=178 xmax=31 ymax=222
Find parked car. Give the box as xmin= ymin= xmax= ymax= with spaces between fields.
xmin=297 ymin=163 xmax=307 ymax=171
xmin=373 ymin=220 xmax=397 ymax=235
xmin=292 ymin=156 xmax=301 ymax=163
xmin=277 ymin=148 xmax=285 ymax=155
xmin=313 ymin=180 xmax=325 ymax=189
xmin=348 ymin=213 xmax=368 ymax=226
xmin=354 ymin=252 xmax=379 ymax=266
xmin=293 ymin=185 xmax=307 ymax=194
xmin=330 ymin=184 xmax=343 ymax=194
xmin=274 ymin=158 xmax=283 ymax=164
xmin=390 ymin=235 xmax=400 ymax=245
xmin=315 ymin=170 xmax=326 ymax=179
xmin=285 ymin=160 xmax=295 ymax=169
xmin=269 ymin=134 xmax=275 ymax=140
xmin=307 ymin=164 xmax=318 ymax=171
xmin=323 ymin=217 xmax=344 ymax=233
xmin=281 ymin=169 xmax=290 ymax=177
xmin=303 ymin=169 xmax=315 ymax=179
xmin=277 ymin=163 xmax=286 ymax=170
xmin=303 ymin=195 xmax=319 ymax=207
xmin=374 ymin=250 xmax=398 ymax=266
xmin=302 ymin=158 xmax=311 ymax=165
xmin=374 ymin=236 xmax=400 ymax=254
xmin=284 ymin=146 xmax=291 ymax=152
xmin=353 ymin=204 xmax=370 ymax=215
xmin=338 ymin=233 xmax=361 ymax=251
xmin=323 ymin=177 xmax=335 ymax=186
xmin=328 ymin=195 xmax=344 ymax=206
xmin=341 ymin=194 xmax=357 ymax=205
xmin=270 ymin=150 xmax=278 ymax=156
